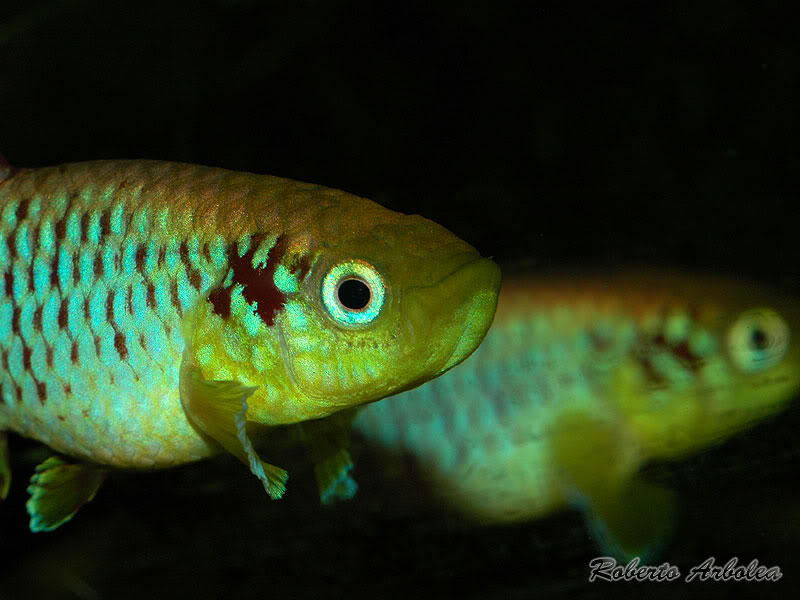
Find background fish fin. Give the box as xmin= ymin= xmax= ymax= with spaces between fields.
xmin=585 ymin=478 xmax=677 ymax=564
xmin=26 ymin=456 xmax=104 ymax=532
xmin=0 ymin=431 xmax=11 ymax=500
xmin=550 ymin=412 xmax=675 ymax=563
xmin=297 ymin=409 xmax=359 ymax=503
xmin=180 ymin=356 xmax=288 ymax=499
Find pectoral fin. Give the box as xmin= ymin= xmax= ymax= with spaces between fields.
xmin=296 ymin=409 xmax=359 ymax=504
xmin=180 ymin=353 xmax=288 ymax=499
xmin=0 ymin=431 xmax=11 ymax=500
xmin=26 ymin=456 xmax=104 ymax=532
xmin=551 ymin=412 xmax=676 ymax=563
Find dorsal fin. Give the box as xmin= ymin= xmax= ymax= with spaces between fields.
xmin=0 ymin=153 xmax=17 ymax=181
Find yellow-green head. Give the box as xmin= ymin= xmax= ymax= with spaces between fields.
xmin=183 ymin=180 xmax=501 ymax=425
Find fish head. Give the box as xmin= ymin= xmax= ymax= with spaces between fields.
xmin=627 ymin=276 xmax=800 ymax=456
xmin=188 ymin=186 xmax=501 ymax=425
xmin=272 ymin=204 xmax=501 ymax=419
xmin=698 ymin=286 xmax=800 ymax=441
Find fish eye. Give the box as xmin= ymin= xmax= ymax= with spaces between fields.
xmin=321 ymin=259 xmax=385 ymax=327
xmin=727 ymin=308 xmax=790 ymax=373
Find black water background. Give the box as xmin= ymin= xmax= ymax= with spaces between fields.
xmin=1 ymin=2 xmax=799 ymax=598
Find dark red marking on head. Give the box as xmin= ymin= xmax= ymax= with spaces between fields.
xmin=158 ymin=246 xmax=166 ymax=268
xmin=94 ymin=254 xmax=104 ymax=278
xmin=202 ymin=242 xmax=212 ymax=263
xmin=671 ymin=341 xmax=703 ymax=372
xmin=14 ymin=384 xmax=22 ymax=403
xmin=46 ymin=346 xmax=54 ymax=368
xmin=71 ymin=341 xmax=79 ymax=364
xmin=83 ymin=298 xmax=90 ymax=321
xmin=4 ymin=271 xmax=12 ymax=296
xmin=214 ymin=234 xmax=290 ymax=327
xmin=289 ymin=254 xmax=312 ymax=281
xmin=115 ymin=332 xmax=128 ymax=360
xmin=93 ymin=335 xmax=101 ymax=356
xmin=208 ymin=286 xmax=231 ymax=319
xmin=0 ymin=382 xmax=4 ymax=405
xmin=64 ymin=383 xmax=71 ymax=396
xmin=1 ymin=350 xmax=8 ymax=371
xmin=36 ymin=380 xmax=46 ymax=405
xmin=139 ymin=333 xmax=147 ymax=350
xmin=27 ymin=262 xmax=34 ymax=293
xmin=5 ymin=234 xmax=15 ymax=261
xmin=33 ymin=306 xmax=43 ymax=332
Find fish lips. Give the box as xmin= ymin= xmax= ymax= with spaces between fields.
xmin=403 ymin=254 xmax=501 ymax=380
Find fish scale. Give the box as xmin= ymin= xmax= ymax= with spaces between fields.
xmin=1 ymin=163 xmax=231 ymax=466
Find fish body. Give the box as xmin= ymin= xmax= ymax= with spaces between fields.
xmin=354 ymin=270 xmax=800 ymax=558
xmin=0 ymin=159 xmax=500 ymax=529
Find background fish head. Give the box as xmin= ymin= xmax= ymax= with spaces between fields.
xmin=626 ymin=275 xmax=800 ymax=458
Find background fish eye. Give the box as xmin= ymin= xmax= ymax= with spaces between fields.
xmin=727 ymin=308 xmax=790 ymax=373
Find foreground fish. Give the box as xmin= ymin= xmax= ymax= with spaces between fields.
xmin=0 ymin=158 xmax=501 ymax=531
xmin=354 ymin=270 xmax=800 ymax=560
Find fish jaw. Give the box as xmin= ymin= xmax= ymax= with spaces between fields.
xmin=404 ymin=255 xmax=502 ymax=379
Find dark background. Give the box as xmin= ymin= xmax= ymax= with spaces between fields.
xmin=1 ymin=1 xmax=799 ymax=598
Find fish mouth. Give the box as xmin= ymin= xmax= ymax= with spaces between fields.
xmin=405 ymin=255 xmax=501 ymax=377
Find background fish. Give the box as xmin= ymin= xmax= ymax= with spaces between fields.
xmin=0 ymin=159 xmax=501 ymax=531
xmin=354 ymin=270 xmax=800 ymax=560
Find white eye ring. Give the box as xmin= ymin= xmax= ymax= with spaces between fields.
xmin=321 ymin=260 xmax=385 ymax=327
xmin=727 ymin=308 xmax=790 ymax=373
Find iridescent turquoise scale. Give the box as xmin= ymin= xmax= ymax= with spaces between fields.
xmin=0 ymin=180 xmax=248 ymax=467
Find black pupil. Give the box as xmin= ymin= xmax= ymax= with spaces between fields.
xmin=338 ymin=279 xmax=371 ymax=310
xmin=750 ymin=327 xmax=768 ymax=350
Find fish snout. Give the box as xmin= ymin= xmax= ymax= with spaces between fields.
xmin=405 ymin=255 xmax=501 ymax=375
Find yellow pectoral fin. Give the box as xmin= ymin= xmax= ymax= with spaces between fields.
xmin=1 ymin=431 xmax=11 ymax=500
xmin=296 ymin=410 xmax=359 ymax=504
xmin=26 ymin=456 xmax=105 ymax=533
xmin=180 ymin=354 xmax=288 ymax=499
xmin=551 ymin=413 xmax=676 ymax=563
